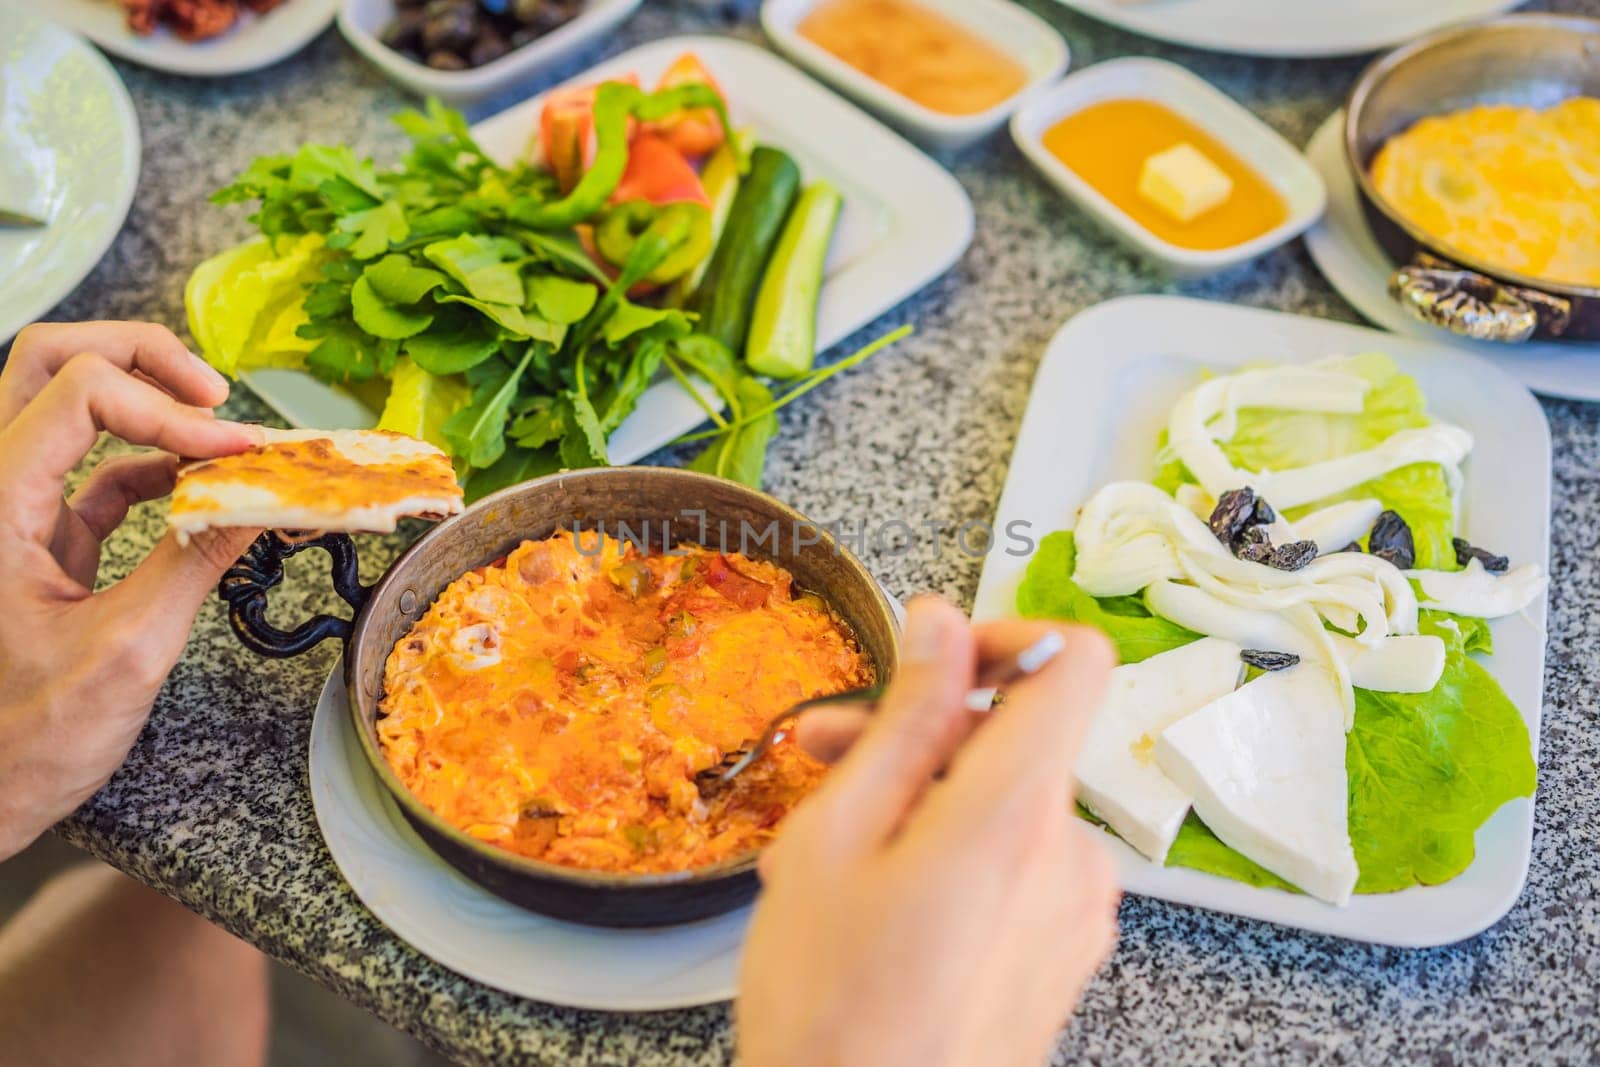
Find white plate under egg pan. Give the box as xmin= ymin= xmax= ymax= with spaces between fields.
xmin=1010 ymin=57 xmax=1326 ymax=277
xmin=762 ymin=0 xmax=1069 ymax=153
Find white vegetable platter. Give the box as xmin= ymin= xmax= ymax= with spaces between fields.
xmin=240 ymin=35 xmax=974 ymax=463
xmin=971 ymin=295 xmax=1550 ymax=947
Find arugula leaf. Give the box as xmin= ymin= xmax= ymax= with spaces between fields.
xmin=689 ymin=377 xmax=778 ymax=487
xmin=423 ymin=233 xmax=525 ymax=305
xmin=597 ymin=338 xmax=667 ymax=433
xmin=508 ymin=395 xmax=566 ymax=449
xmin=443 ymin=345 xmax=535 ymax=468
xmin=403 ymin=310 xmax=502 ymax=375
xmin=303 ymin=326 xmax=397 ymax=383
xmin=350 ymin=276 xmax=434 ymax=340
xmin=602 ymin=299 xmax=693 ymax=347
xmin=526 ymin=274 xmax=599 ymax=324
xmin=437 ymin=294 xmax=565 ymax=346
xmin=365 ymin=254 xmax=445 ymax=303
xmin=518 ymin=229 xmax=611 ymax=283
xmin=669 ymin=334 xmax=740 ymax=402
xmin=559 ymin=389 xmax=609 ymax=468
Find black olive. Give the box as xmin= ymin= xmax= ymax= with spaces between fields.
xmin=469 ymin=26 xmax=511 ymax=66
xmin=382 ymin=6 xmax=426 ymax=49
xmin=1452 ymin=537 xmax=1509 ymax=573
xmin=1340 ymin=541 xmax=1363 ymax=554
xmin=1241 ymin=649 xmax=1300 ymax=671
xmin=1208 ymin=487 xmax=1260 ymax=547
xmin=1269 ymin=540 xmax=1318 ymax=571
xmin=511 ymin=0 xmax=571 ymax=33
xmin=426 ymin=49 xmax=469 ymax=70
xmin=1238 ymin=536 xmax=1275 ymax=565
xmin=421 ymin=0 xmax=478 ymax=53
xmin=1235 ymin=525 xmax=1270 ymax=548
xmin=1369 ymin=510 xmax=1416 ymax=570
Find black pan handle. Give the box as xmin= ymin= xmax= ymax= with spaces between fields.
xmin=219 ymin=532 xmax=371 ymax=658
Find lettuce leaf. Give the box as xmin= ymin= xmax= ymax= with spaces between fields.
xmin=1344 ymin=613 xmax=1535 ymax=892
xmin=185 ymin=235 xmax=326 ymax=377
xmin=1154 ymin=353 xmax=1458 ymax=569
xmin=376 ymin=356 xmax=471 ymax=455
xmin=1016 ymin=532 xmax=1199 ymax=664
xmin=1015 ymin=537 xmax=1537 ymax=895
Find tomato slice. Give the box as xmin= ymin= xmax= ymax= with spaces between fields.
xmin=612 ymin=132 xmax=710 ymax=208
xmin=645 ymin=52 xmax=727 ymax=159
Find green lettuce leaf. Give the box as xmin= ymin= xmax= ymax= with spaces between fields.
xmin=1154 ymin=353 xmax=1458 ymax=569
xmin=1344 ymin=613 xmax=1535 ymax=892
xmin=1165 ymin=815 xmax=1295 ymax=891
xmin=186 ymin=234 xmax=325 ymax=376
xmin=1016 ymin=536 xmax=1536 ymax=895
xmin=1015 ymin=532 xmax=1199 ymax=665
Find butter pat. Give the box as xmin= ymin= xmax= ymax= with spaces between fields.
xmin=1138 ymin=142 xmax=1234 ymax=223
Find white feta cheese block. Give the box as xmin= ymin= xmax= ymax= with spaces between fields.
xmin=1075 ymin=637 xmax=1245 ymax=863
xmin=1153 ymin=666 xmax=1360 ymax=905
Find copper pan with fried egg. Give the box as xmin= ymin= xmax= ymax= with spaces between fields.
xmin=218 ymin=467 xmax=900 ymax=927
xmin=1344 ymin=15 xmax=1600 ymax=344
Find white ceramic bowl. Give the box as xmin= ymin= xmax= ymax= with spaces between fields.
xmin=760 ymin=0 xmax=1068 ymax=154
xmin=338 ymin=0 xmax=643 ymax=106
xmin=1010 ymin=58 xmax=1326 ymax=278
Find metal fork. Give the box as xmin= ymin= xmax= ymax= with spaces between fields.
xmin=695 ymin=630 xmax=1067 ymax=791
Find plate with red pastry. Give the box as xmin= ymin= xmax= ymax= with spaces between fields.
xmin=49 ymin=0 xmax=338 ymax=77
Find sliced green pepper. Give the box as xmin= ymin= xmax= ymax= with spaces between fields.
xmin=509 ymin=82 xmax=735 ymax=232
xmin=595 ymin=200 xmax=712 ymax=285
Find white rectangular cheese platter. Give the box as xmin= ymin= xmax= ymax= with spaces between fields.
xmin=972 ymin=295 xmax=1550 ymax=947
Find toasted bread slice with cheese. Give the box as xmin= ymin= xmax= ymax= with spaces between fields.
xmin=169 ymin=428 xmax=463 ymax=543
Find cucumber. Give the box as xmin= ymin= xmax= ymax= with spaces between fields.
xmin=745 ymin=181 xmax=842 ymax=379
xmin=685 ymin=145 xmax=801 ymax=354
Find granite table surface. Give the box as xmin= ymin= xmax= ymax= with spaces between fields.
xmin=12 ymin=0 xmax=1600 ymax=1063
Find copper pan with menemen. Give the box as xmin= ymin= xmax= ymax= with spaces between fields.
xmin=205 ymin=461 xmax=899 ymax=928
xmin=1343 ymin=15 xmax=1600 ymax=344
